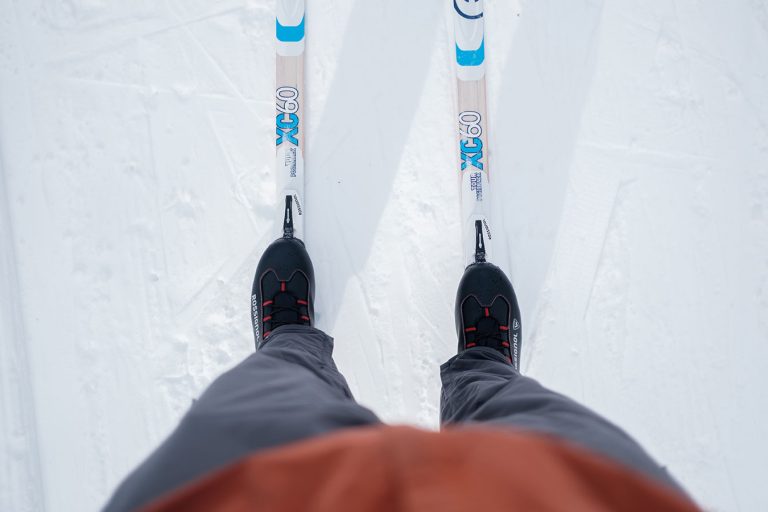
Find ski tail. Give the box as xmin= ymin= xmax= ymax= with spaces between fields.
xmin=454 ymin=0 xmax=492 ymax=266
xmin=276 ymin=0 xmax=306 ymax=241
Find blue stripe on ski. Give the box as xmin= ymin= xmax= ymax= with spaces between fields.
xmin=454 ymin=0 xmax=484 ymax=20
xmin=456 ymin=39 xmax=485 ymax=66
xmin=276 ymin=16 xmax=305 ymax=42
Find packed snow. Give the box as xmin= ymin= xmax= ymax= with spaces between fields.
xmin=2 ymin=0 xmax=767 ymax=510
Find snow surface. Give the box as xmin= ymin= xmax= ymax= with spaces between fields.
xmin=1 ymin=0 xmax=767 ymax=510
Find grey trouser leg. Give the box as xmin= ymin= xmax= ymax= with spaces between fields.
xmin=104 ymin=326 xmax=380 ymax=512
xmin=440 ymin=347 xmax=685 ymax=494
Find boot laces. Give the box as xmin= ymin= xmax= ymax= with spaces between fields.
xmin=263 ymin=291 xmax=309 ymax=335
xmin=465 ymin=317 xmax=511 ymax=361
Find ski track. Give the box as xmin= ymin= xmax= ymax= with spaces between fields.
xmin=1 ymin=0 xmax=767 ymax=510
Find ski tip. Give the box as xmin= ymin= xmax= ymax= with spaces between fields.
xmin=454 ymin=0 xmax=486 ymax=81
xmin=276 ymin=0 xmax=305 ymax=56
xmin=454 ymin=0 xmax=484 ymax=21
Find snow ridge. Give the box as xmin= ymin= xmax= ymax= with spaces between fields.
xmin=0 ymin=154 xmax=44 ymax=512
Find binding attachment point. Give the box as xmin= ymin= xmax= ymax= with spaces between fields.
xmin=283 ymin=195 xmax=294 ymax=238
xmin=474 ymin=220 xmax=486 ymax=263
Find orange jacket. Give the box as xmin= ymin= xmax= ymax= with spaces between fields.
xmin=145 ymin=426 xmax=698 ymax=512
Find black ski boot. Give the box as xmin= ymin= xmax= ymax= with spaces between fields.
xmin=455 ymin=262 xmax=522 ymax=370
xmin=251 ymin=236 xmax=315 ymax=349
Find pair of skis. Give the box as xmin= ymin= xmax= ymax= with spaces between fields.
xmin=274 ymin=0 xmax=495 ymax=266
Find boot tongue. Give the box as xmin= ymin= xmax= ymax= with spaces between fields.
xmin=475 ymin=317 xmax=501 ymax=346
xmin=272 ymin=292 xmax=299 ymax=325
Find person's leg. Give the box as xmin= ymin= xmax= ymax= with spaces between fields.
xmin=105 ymin=326 xmax=379 ymax=512
xmin=440 ymin=347 xmax=684 ymax=494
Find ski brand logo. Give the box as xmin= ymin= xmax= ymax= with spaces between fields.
xmin=454 ymin=0 xmax=483 ymax=20
xmin=483 ymin=218 xmax=492 ymax=240
xmin=513 ymin=318 xmax=520 ymax=331
xmin=470 ymin=172 xmax=483 ymax=200
xmin=284 ymin=147 xmax=297 ymax=177
xmin=276 ymin=86 xmax=299 ymax=146
xmin=293 ymin=193 xmax=303 ymax=215
xmin=459 ymin=111 xmax=484 ymax=171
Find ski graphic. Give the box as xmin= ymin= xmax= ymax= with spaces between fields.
xmin=276 ymin=0 xmax=306 ymax=240
xmin=454 ymin=0 xmax=492 ymax=267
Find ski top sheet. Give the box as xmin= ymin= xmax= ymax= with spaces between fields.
xmin=454 ymin=0 xmax=492 ymax=267
xmin=276 ymin=0 xmax=306 ymax=240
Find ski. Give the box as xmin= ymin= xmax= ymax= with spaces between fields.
xmin=452 ymin=1 xmax=522 ymax=370
xmin=276 ymin=0 xmax=306 ymax=240
xmin=453 ymin=0 xmax=492 ymax=267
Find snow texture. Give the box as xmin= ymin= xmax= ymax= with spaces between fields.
xmin=1 ymin=0 xmax=767 ymax=510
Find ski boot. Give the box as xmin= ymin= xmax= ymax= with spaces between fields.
xmin=251 ymin=200 xmax=315 ymax=349
xmin=455 ymin=262 xmax=522 ymax=370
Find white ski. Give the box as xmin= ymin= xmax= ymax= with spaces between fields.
xmin=454 ymin=0 xmax=492 ymax=267
xmin=276 ymin=0 xmax=306 ymax=240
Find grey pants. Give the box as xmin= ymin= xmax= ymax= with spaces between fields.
xmin=104 ymin=326 xmax=682 ymax=511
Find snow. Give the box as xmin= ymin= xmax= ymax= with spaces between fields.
xmin=1 ymin=0 xmax=767 ymax=510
